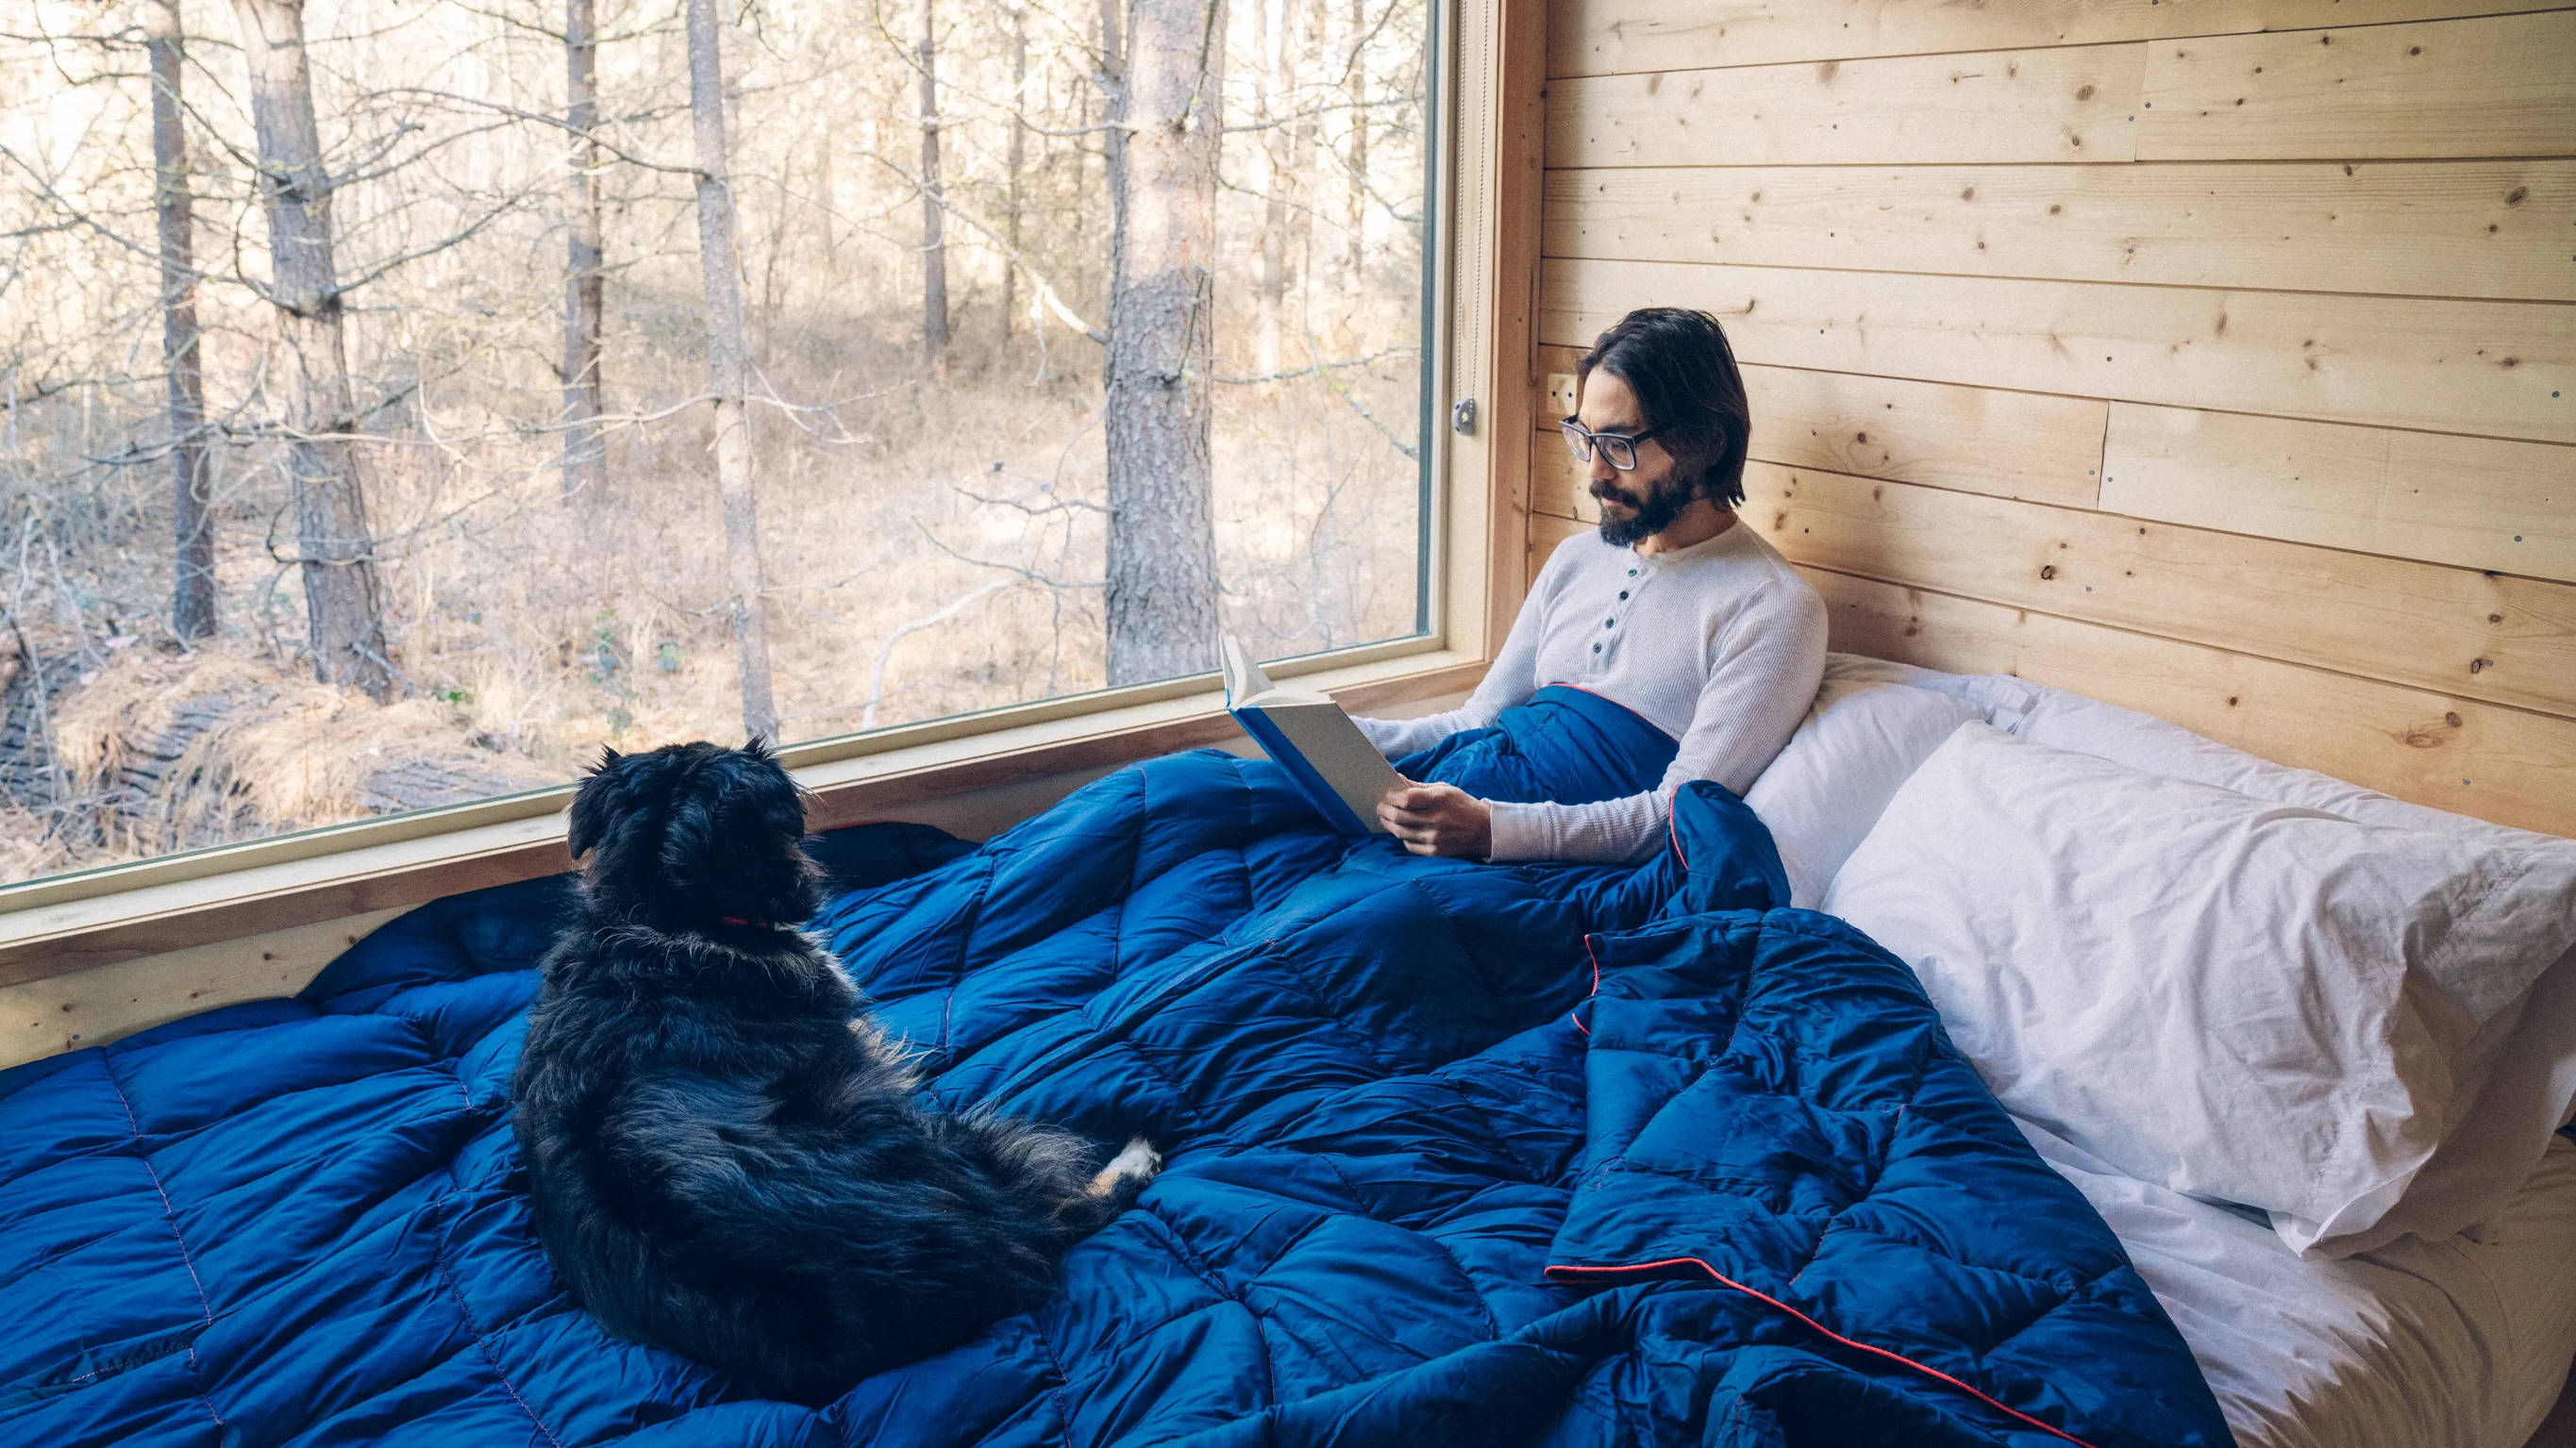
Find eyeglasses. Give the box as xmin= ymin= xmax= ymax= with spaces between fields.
xmin=1559 ymin=415 xmax=1664 ymax=472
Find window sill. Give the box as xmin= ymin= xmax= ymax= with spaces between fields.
xmin=0 ymin=646 xmax=1484 ymax=989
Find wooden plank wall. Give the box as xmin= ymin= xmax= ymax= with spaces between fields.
xmin=1530 ymin=0 xmax=2576 ymax=838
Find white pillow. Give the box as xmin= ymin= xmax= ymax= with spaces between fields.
xmin=1745 ymin=657 xmax=1984 ymax=908
xmin=2016 ymin=688 xmax=2576 ymax=1251
xmin=2406 ymin=946 xmax=2576 ymax=1250
xmin=1824 ymin=723 xmax=2576 ymax=1257
xmin=1809 ymin=651 xmax=2038 ymax=733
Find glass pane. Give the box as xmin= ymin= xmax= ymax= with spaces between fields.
xmin=0 ymin=0 xmax=1432 ymax=889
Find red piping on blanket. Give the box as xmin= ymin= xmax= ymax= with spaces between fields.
xmin=1569 ymin=933 xmax=1605 ymax=1036
xmin=1665 ymin=806 xmax=1689 ymax=870
xmin=1542 ymin=1257 xmax=2099 ymax=1448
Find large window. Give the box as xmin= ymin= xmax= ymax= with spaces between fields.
xmin=0 ymin=0 xmax=1434 ymax=890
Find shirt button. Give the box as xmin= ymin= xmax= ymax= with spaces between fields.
xmin=1592 ymin=643 xmax=1603 ymax=653
xmin=1603 ymin=619 xmax=1614 ymax=628
xmin=1618 ymin=590 xmax=1629 ymax=600
xmin=1627 ymin=568 xmax=1639 ymax=577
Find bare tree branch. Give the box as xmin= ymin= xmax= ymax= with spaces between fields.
xmin=859 ymin=575 xmax=1017 ymax=728
xmin=1214 ymin=345 xmax=1415 ymax=386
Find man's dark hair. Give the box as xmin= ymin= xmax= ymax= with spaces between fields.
xmin=1576 ymin=308 xmax=1751 ymax=509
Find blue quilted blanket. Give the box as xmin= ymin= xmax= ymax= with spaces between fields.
xmin=0 ymin=686 xmax=2231 ymax=1447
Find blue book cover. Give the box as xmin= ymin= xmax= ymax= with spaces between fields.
xmin=1221 ymin=635 xmax=1403 ymax=839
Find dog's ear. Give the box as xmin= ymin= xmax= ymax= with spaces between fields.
xmin=567 ymin=753 xmax=625 ymax=859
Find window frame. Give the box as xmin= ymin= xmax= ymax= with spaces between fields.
xmin=0 ymin=0 xmax=1547 ymax=994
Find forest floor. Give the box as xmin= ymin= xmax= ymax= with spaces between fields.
xmin=0 ymin=341 xmax=1424 ymax=887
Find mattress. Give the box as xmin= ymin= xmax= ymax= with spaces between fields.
xmin=2018 ymin=1119 xmax=2576 ymax=1448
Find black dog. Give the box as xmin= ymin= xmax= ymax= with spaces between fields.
xmin=511 ymin=739 xmax=1158 ymax=1405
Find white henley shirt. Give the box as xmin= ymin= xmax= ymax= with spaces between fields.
xmin=1354 ymin=519 xmax=1826 ymax=863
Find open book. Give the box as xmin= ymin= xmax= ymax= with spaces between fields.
xmin=1221 ymin=634 xmax=1404 ymax=838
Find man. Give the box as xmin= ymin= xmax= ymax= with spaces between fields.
xmin=1354 ymin=307 xmax=1826 ymax=862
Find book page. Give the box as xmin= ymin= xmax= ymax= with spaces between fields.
xmin=1259 ymin=700 xmax=1404 ymax=833
xmin=1219 ymin=632 xmax=1275 ymax=706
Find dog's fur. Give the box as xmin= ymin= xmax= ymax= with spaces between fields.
xmin=511 ymin=740 xmax=1158 ymax=1405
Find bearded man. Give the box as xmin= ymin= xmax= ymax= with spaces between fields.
xmin=1356 ymin=307 xmax=1827 ymax=862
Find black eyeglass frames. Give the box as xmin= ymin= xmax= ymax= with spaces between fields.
xmin=1559 ymin=415 xmax=1664 ymax=472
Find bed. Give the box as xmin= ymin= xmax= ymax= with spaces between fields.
xmin=3 ymin=657 xmax=2568 ymax=1447
xmin=2032 ymin=1121 xmax=2576 ymax=1448
xmin=1747 ymin=655 xmax=2576 ymax=1448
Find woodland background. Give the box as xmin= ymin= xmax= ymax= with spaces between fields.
xmin=0 ymin=0 xmax=1430 ymax=884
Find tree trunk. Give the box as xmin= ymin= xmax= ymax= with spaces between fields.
xmin=682 ymin=0 xmax=778 ymax=742
xmin=817 ymin=125 xmax=839 ymax=264
xmin=918 ymin=0 xmax=949 ymax=377
xmin=560 ymin=0 xmax=607 ymax=502
xmin=146 ymin=0 xmax=214 ymax=641
xmin=1254 ymin=0 xmax=1283 ymax=374
xmin=1103 ymin=0 xmax=1225 ymax=687
xmin=1001 ymin=2 xmax=1027 ymax=342
xmin=230 ymin=0 xmax=393 ymax=701
xmin=1096 ymin=0 xmax=1125 ymax=312
xmin=1346 ymin=0 xmax=1366 ymax=284
xmin=1288 ymin=0 xmax=1321 ymax=340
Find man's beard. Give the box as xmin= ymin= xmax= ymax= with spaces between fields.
xmin=1592 ymin=476 xmax=1689 ymax=546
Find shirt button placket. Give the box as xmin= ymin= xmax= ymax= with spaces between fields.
xmin=1597 ymin=569 xmax=1630 ymax=673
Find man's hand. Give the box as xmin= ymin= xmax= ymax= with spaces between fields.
xmin=1378 ymin=779 xmax=1493 ymax=858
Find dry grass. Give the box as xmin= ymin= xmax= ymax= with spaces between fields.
xmin=0 ymin=806 xmax=64 ymax=883
xmin=3 ymin=321 xmax=1424 ymax=886
xmin=45 ymin=649 xmax=557 ymax=855
xmin=1 ymin=0 xmax=1430 ymax=888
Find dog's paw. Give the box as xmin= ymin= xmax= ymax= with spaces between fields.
xmin=1089 ymin=1137 xmax=1163 ymax=1197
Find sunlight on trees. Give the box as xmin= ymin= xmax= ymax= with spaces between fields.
xmin=0 ymin=0 xmax=1430 ymax=885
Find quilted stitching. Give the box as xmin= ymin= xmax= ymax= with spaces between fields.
xmin=1547 ymin=910 xmax=2227 ymax=1446
xmin=0 ymin=692 xmax=2231 ymax=1448
xmin=94 ymin=1057 xmax=225 ymax=1435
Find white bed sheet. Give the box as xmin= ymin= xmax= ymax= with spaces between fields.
xmin=2019 ymin=1119 xmax=2576 ymax=1448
